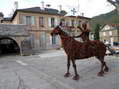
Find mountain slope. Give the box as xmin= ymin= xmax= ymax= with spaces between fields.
xmin=91 ymin=9 xmax=119 ymax=32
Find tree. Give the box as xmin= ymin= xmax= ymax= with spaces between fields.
xmin=94 ymin=24 xmax=101 ymax=40
xmin=107 ymin=0 xmax=119 ymax=14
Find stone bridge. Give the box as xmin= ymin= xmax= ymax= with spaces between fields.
xmin=0 ymin=24 xmax=33 ymax=56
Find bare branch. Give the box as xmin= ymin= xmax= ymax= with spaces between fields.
xmin=107 ymin=0 xmax=118 ymax=7
xmin=116 ymin=0 xmax=119 ymax=3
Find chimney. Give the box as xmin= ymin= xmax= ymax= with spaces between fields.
xmin=59 ymin=5 xmax=62 ymax=11
xmin=81 ymin=13 xmax=84 ymax=16
xmin=14 ymin=1 xmax=18 ymax=10
xmin=41 ymin=1 xmax=45 ymax=10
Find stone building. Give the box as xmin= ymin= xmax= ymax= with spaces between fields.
xmin=100 ymin=24 xmax=119 ymax=45
xmin=0 ymin=24 xmax=33 ymax=55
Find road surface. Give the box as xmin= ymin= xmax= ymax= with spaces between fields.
xmin=0 ymin=50 xmax=119 ymax=89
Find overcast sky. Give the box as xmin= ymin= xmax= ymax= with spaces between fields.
xmin=0 ymin=0 xmax=115 ymax=18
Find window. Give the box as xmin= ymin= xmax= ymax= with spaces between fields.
xmin=78 ymin=20 xmax=81 ymax=26
xmin=71 ymin=20 xmax=74 ymax=27
xmin=66 ymin=21 xmax=69 ymax=26
xmin=20 ymin=16 xmax=35 ymax=25
xmin=110 ymin=37 xmax=114 ymax=45
xmin=39 ymin=17 xmax=44 ymax=27
xmin=48 ymin=17 xmax=55 ymax=27
xmin=104 ymin=25 xmax=110 ymax=30
xmin=109 ymin=31 xmax=112 ymax=36
xmin=51 ymin=18 xmax=55 ymax=27
xmin=52 ymin=35 xmax=56 ymax=44
xmin=39 ymin=32 xmax=46 ymax=48
xmin=26 ymin=16 xmax=31 ymax=25
xmin=30 ymin=34 xmax=35 ymax=48
xmin=103 ymin=32 xmax=106 ymax=36
xmin=60 ymin=19 xmax=65 ymax=26
xmin=40 ymin=32 xmax=45 ymax=41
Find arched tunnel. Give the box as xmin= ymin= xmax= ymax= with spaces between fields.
xmin=0 ymin=37 xmax=20 ymax=55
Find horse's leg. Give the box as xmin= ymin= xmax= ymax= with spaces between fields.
xmin=71 ymin=59 xmax=79 ymax=80
xmin=97 ymin=57 xmax=105 ymax=76
xmin=103 ymin=61 xmax=109 ymax=72
xmin=64 ymin=57 xmax=71 ymax=77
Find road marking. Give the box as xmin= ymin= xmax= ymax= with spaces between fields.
xmin=16 ymin=60 xmax=28 ymax=66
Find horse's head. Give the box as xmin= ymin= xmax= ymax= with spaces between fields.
xmin=51 ymin=25 xmax=62 ymax=36
xmin=51 ymin=23 xmax=72 ymax=38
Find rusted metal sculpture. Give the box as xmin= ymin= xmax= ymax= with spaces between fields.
xmin=51 ymin=25 xmax=109 ymax=80
xmin=73 ymin=22 xmax=90 ymax=42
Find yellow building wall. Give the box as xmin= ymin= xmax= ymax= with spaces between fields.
xmin=11 ymin=11 xmax=90 ymax=50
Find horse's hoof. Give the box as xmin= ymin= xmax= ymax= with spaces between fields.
xmin=72 ymin=75 xmax=80 ymax=80
xmin=64 ymin=73 xmax=71 ymax=77
xmin=97 ymin=72 xmax=104 ymax=77
xmin=104 ymin=67 xmax=109 ymax=72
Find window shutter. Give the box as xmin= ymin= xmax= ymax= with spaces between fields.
xmin=31 ymin=16 xmax=35 ymax=25
xmin=39 ymin=17 xmax=45 ymax=27
xmin=49 ymin=35 xmax=52 ymax=45
xmin=74 ymin=20 xmax=77 ymax=27
xmin=20 ymin=16 xmax=22 ymax=24
xmin=42 ymin=17 xmax=44 ymax=26
xmin=48 ymin=17 xmax=51 ymax=27
xmin=52 ymin=35 xmax=56 ymax=44
xmin=55 ymin=18 xmax=58 ymax=26
xmin=56 ymin=36 xmax=59 ymax=44
xmin=20 ymin=16 xmax=26 ymax=24
xmin=69 ymin=20 xmax=71 ymax=26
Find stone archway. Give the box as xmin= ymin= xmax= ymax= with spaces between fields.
xmin=0 ymin=37 xmax=20 ymax=55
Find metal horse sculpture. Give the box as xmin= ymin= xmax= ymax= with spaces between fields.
xmin=51 ymin=26 xmax=109 ymax=80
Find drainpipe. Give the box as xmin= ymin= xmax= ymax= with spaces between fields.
xmin=118 ymin=29 xmax=119 ymax=41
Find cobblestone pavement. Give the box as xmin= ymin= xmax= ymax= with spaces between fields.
xmin=0 ymin=50 xmax=119 ymax=89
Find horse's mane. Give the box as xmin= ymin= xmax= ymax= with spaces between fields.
xmin=59 ymin=27 xmax=74 ymax=39
xmin=59 ymin=27 xmax=82 ymax=44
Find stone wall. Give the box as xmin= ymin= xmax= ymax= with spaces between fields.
xmin=0 ymin=24 xmax=33 ymax=56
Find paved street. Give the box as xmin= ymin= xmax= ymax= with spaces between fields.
xmin=0 ymin=50 xmax=119 ymax=89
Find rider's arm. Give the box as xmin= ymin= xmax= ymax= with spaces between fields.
xmin=77 ymin=26 xmax=84 ymax=32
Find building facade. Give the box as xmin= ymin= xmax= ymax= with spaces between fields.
xmin=100 ymin=24 xmax=119 ymax=45
xmin=1 ymin=7 xmax=91 ymax=52
xmin=0 ymin=12 xmax=4 ymax=23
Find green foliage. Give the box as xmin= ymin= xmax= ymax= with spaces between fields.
xmin=94 ymin=24 xmax=101 ymax=40
xmin=91 ymin=9 xmax=119 ymax=32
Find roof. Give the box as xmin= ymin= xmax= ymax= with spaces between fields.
xmin=0 ymin=24 xmax=30 ymax=36
xmin=3 ymin=17 xmax=11 ymax=21
xmin=0 ymin=12 xmax=4 ymax=17
xmin=1 ymin=17 xmax=11 ymax=22
xmin=66 ymin=15 xmax=91 ymax=20
xmin=106 ymin=24 xmax=119 ymax=27
xmin=11 ymin=7 xmax=67 ymax=21
xmin=77 ymin=16 xmax=91 ymax=20
xmin=101 ymin=24 xmax=119 ymax=28
xmin=100 ymin=24 xmax=119 ymax=31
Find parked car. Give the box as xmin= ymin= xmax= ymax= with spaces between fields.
xmin=113 ymin=42 xmax=119 ymax=46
